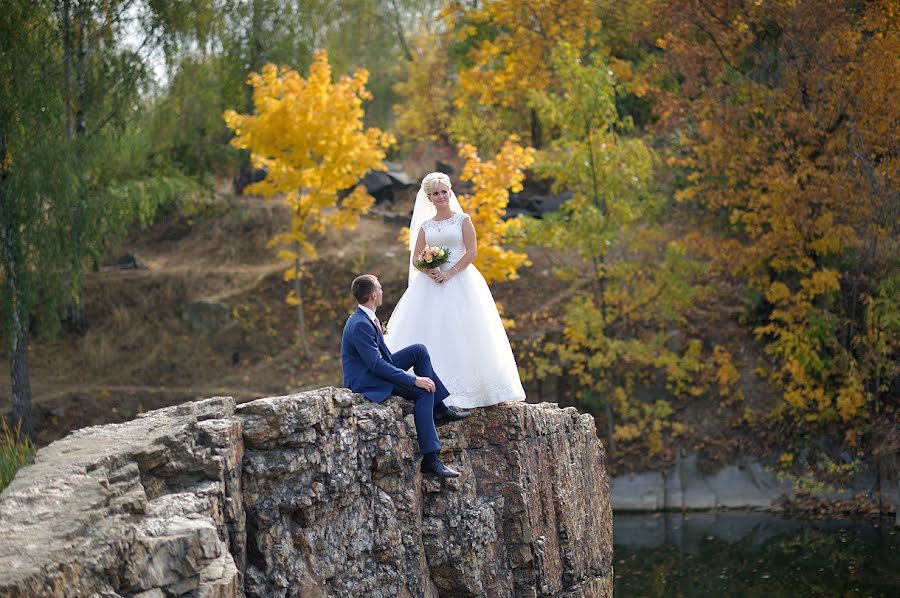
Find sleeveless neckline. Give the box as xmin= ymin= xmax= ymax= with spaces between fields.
xmin=430 ymin=212 xmax=458 ymax=223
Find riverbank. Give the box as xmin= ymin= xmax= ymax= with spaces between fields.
xmin=611 ymin=451 xmax=899 ymax=523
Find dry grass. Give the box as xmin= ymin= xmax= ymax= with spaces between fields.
xmin=79 ymin=330 xmax=118 ymax=374
xmin=0 ymin=418 xmax=34 ymax=493
xmin=108 ymin=305 xmax=133 ymax=334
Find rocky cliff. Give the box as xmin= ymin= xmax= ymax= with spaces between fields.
xmin=0 ymin=388 xmax=612 ymax=597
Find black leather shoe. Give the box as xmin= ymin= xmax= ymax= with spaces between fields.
xmin=421 ymin=457 xmax=460 ymax=478
xmin=434 ymin=408 xmax=470 ymax=427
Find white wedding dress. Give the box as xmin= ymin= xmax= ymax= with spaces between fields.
xmin=385 ymin=212 xmax=526 ymax=408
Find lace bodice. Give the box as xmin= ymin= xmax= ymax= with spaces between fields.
xmin=421 ymin=212 xmax=469 ymax=269
xmin=422 ymin=212 xmax=469 ymax=270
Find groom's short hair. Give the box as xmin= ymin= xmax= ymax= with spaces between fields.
xmin=351 ymin=274 xmax=378 ymax=304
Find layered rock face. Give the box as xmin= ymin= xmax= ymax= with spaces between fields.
xmin=0 ymin=388 xmax=612 ymax=597
xmin=0 ymin=397 xmax=243 ymax=598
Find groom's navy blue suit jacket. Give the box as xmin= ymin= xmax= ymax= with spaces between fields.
xmin=341 ymin=307 xmax=415 ymax=402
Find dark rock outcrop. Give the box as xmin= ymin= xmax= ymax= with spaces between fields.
xmin=0 ymin=388 xmax=612 ymax=597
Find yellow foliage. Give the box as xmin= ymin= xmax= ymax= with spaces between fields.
xmin=658 ymin=0 xmax=899 ymax=427
xmin=712 ymin=345 xmax=740 ymax=396
xmin=456 ymin=137 xmax=535 ymax=284
xmin=835 ymin=368 xmax=867 ymax=422
xmin=445 ymin=0 xmax=599 ymax=109
xmin=778 ymin=452 xmax=794 ymax=469
xmin=611 ymin=395 xmax=681 ymax=457
xmin=396 ymin=225 xmax=410 ymax=248
xmin=223 ymin=51 xmax=394 ymax=332
xmin=444 ymin=0 xmax=601 ymax=148
xmin=392 ymin=29 xmax=453 ymax=144
xmin=613 ymin=423 xmax=641 ymax=443
xmin=224 ymin=52 xmax=393 ymax=236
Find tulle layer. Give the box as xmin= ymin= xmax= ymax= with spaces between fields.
xmin=385 ymin=265 xmax=526 ymax=408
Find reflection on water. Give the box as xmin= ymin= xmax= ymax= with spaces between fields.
xmin=613 ymin=512 xmax=899 ymax=597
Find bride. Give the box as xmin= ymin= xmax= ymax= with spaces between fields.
xmin=385 ymin=172 xmax=525 ymax=409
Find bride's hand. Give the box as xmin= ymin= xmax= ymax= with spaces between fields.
xmin=435 ymin=269 xmax=459 ymax=284
xmin=435 ymin=265 xmax=460 ymax=283
xmin=427 ymin=268 xmax=442 ymax=281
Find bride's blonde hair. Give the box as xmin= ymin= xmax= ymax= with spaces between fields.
xmin=421 ymin=172 xmax=452 ymax=195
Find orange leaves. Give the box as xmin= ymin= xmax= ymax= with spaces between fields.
xmin=657 ymin=0 xmax=898 ymax=428
xmin=457 ymin=137 xmax=535 ymax=283
xmin=447 ymin=0 xmax=601 ymax=94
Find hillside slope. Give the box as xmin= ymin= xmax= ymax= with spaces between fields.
xmin=0 ymin=193 xmax=825 ymax=479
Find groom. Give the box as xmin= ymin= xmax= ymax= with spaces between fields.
xmin=341 ymin=274 xmax=469 ymax=478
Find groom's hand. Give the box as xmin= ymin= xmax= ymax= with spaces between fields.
xmin=415 ymin=376 xmax=436 ymax=393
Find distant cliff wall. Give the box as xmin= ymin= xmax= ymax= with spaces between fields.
xmin=0 ymin=388 xmax=612 ymax=597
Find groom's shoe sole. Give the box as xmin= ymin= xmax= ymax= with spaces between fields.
xmin=434 ymin=409 xmax=471 ymax=427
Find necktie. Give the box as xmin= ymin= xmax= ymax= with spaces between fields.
xmin=373 ymin=316 xmax=383 ymax=339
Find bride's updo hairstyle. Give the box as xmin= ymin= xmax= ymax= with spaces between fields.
xmin=422 ymin=172 xmax=452 ymax=195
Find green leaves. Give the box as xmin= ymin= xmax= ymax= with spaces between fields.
xmin=519 ymin=40 xmax=720 ymax=459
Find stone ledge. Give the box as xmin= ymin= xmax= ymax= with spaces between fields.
xmin=0 ymin=388 xmax=613 ymax=598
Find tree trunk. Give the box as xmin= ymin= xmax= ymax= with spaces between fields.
xmin=62 ymin=0 xmax=74 ymax=140
xmin=1 ymin=221 xmax=34 ymax=438
xmin=10 ymin=320 xmax=33 ymax=439
xmin=387 ymin=0 xmax=413 ymax=62
xmin=0 ymin=126 xmax=33 ymax=438
xmin=295 ymin=255 xmax=311 ymax=360
xmin=235 ymin=0 xmax=263 ymax=194
xmin=68 ymin=0 xmax=88 ymax=333
xmin=75 ymin=0 xmax=87 ymax=137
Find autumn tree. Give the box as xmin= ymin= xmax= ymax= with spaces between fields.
xmin=443 ymin=0 xmax=601 ymax=152
xmin=150 ymin=0 xmax=442 ymax=183
xmin=456 ymin=138 xmax=535 ymax=284
xmin=653 ymin=0 xmax=899 ymax=433
xmin=392 ymin=27 xmax=454 ymax=147
xmin=522 ymin=44 xmax=730 ymax=457
xmin=224 ymin=52 xmax=394 ymax=358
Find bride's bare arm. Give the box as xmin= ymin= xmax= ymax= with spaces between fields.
xmin=412 ymin=228 xmax=427 ymax=269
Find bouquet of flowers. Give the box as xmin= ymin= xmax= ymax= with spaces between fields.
xmin=415 ymin=245 xmax=451 ymax=270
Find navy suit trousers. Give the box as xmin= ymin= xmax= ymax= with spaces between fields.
xmin=389 ymin=343 xmax=450 ymax=455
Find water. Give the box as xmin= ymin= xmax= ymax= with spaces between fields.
xmin=613 ymin=512 xmax=900 ymax=597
